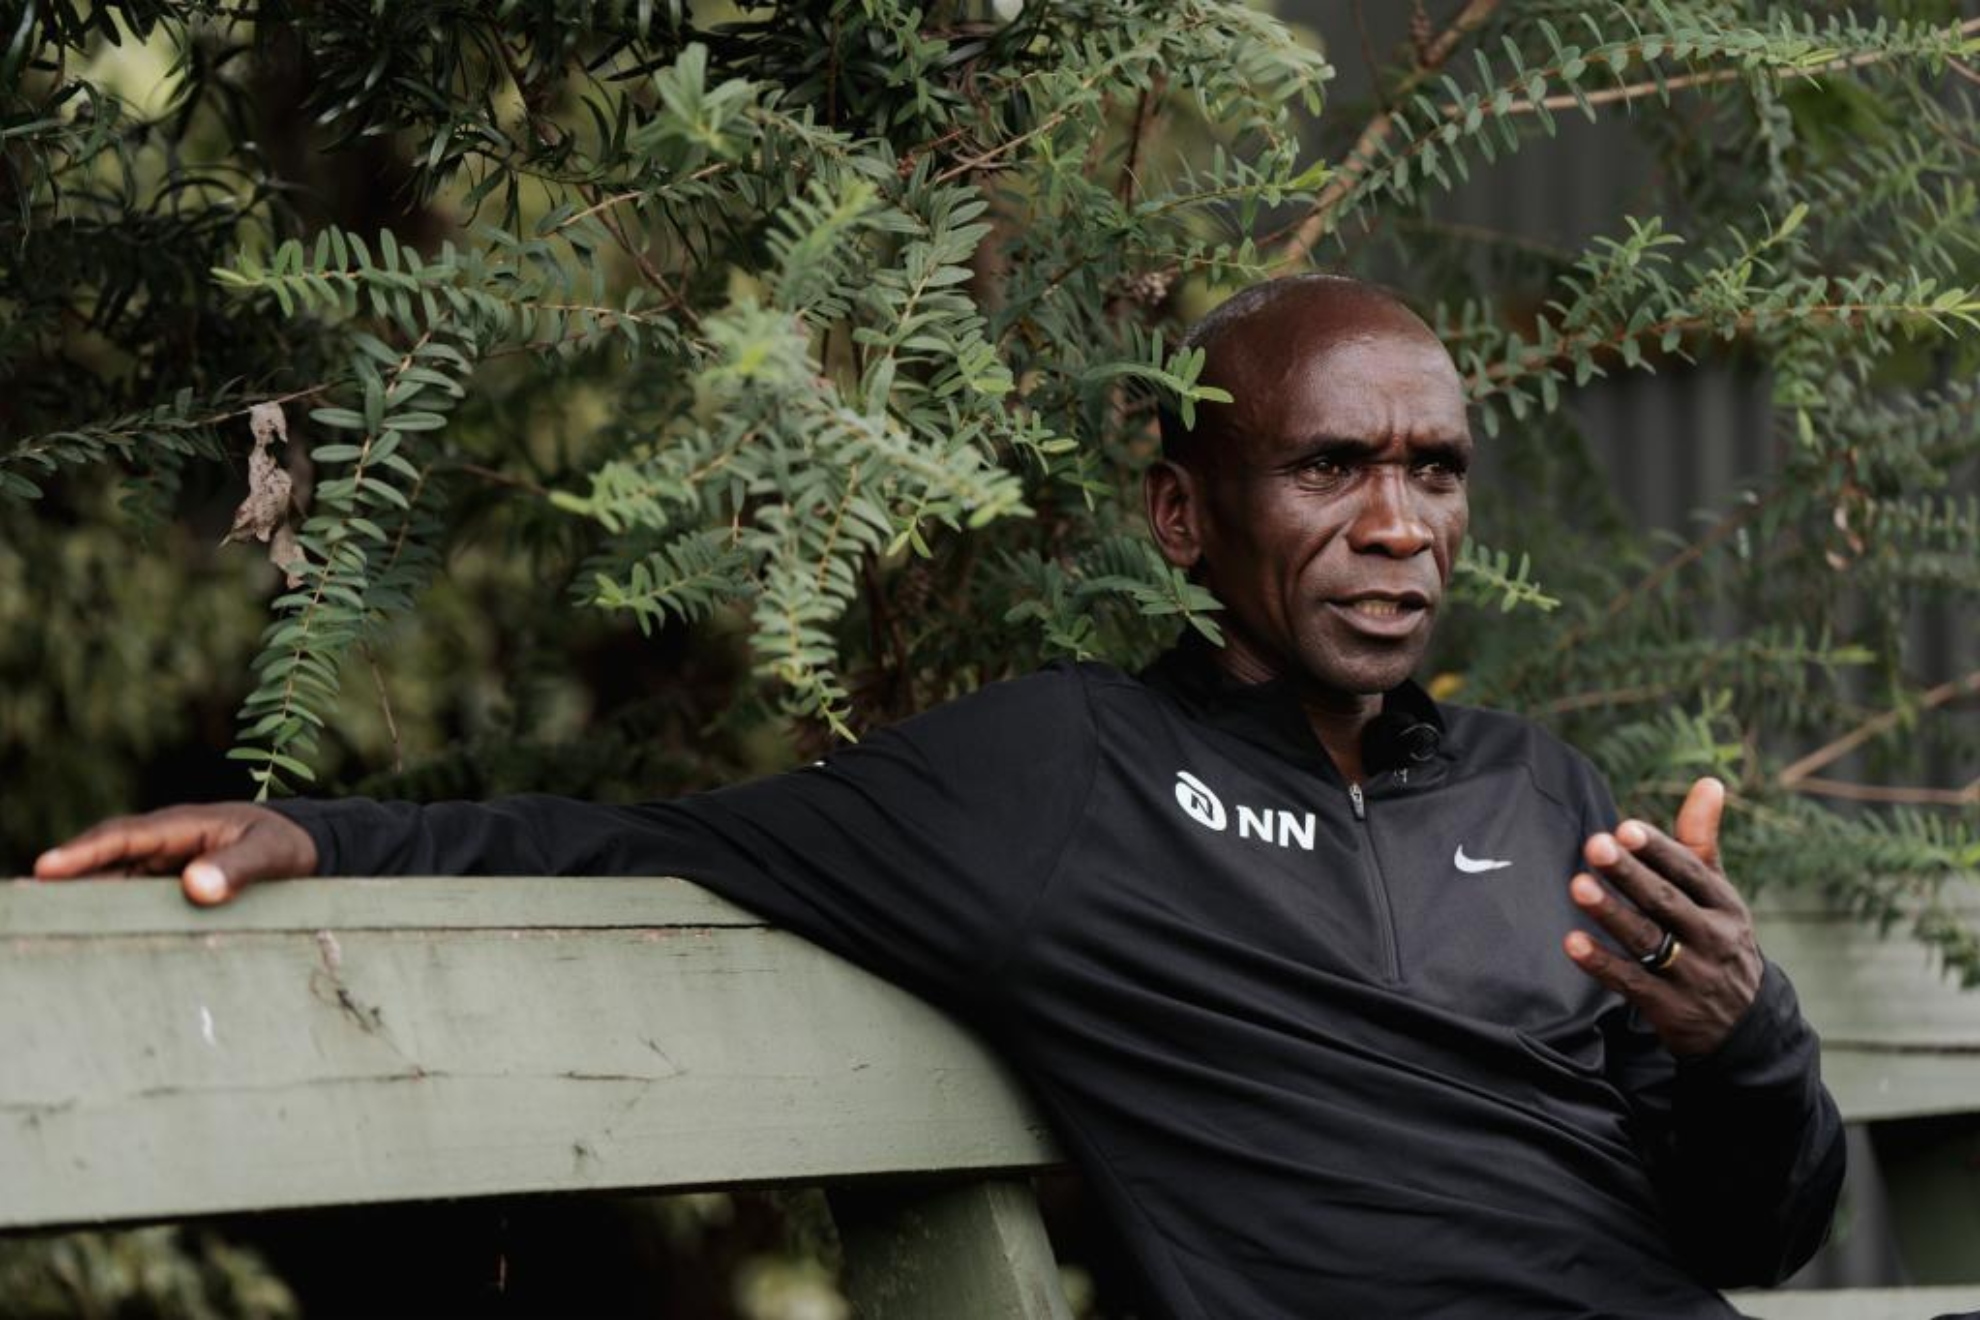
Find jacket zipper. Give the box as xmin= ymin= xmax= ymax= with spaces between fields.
xmin=1348 ymin=782 xmax=1402 ymax=982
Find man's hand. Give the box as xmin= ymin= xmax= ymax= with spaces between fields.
xmin=1563 ymin=777 xmax=1764 ymax=1057
xmin=33 ymin=804 xmax=318 ymax=906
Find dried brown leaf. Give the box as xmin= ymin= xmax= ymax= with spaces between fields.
xmin=225 ymin=403 xmax=307 ymax=587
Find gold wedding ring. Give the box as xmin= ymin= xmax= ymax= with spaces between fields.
xmin=1638 ymin=931 xmax=1682 ymax=974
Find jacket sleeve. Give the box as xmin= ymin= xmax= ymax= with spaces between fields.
xmin=1603 ymin=963 xmax=1846 ymax=1286
xmin=270 ymin=666 xmax=1100 ymax=1009
xmin=1581 ymin=773 xmax=1847 ymax=1287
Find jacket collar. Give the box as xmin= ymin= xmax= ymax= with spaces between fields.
xmin=1138 ymin=630 xmax=1454 ymax=784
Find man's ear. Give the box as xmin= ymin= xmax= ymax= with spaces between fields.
xmin=1145 ymin=459 xmax=1207 ymax=571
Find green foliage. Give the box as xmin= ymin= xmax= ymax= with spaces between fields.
xmin=0 ymin=1225 xmax=296 ymax=1319
xmin=3 ymin=3 xmax=1976 ymax=965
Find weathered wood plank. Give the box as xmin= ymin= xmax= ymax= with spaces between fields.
xmin=0 ymin=878 xmax=1059 ymax=1229
xmin=1752 ymin=897 xmax=1980 ymax=1123
xmin=1727 ymin=1285 xmax=1980 ymax=1319
xmin=833 ymin=1179 xmax=1074 ymax=1320
xmin=5 ymin=875 xmax=1978 ymax=1233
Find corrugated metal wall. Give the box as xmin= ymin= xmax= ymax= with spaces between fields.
xmin=1281 ymin=0 xmax=1976 ymax=1290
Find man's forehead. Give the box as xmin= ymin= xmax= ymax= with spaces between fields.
xmin=1199 ymin=283 xmax=1447 ymax=377
xmin=1200 ymin=305 xmax=1467 ymax=437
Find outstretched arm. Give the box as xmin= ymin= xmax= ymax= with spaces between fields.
xmin=33 ymin=667 xmax=1098 ymax=1011
xmin=1566 ymin=778 xmax=1846 ymax=1286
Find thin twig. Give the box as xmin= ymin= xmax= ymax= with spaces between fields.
xmin=363 ymin=645 xmax=405 ymax=775
xmin=1477 ymin=302 xmax=1976 ymax=388
xmin=1602 ymin=494 xmax=1766 ymax=622
xmin=1498 ymin=484 xmax=1775 ymax=696
xmin=1777 ymin=669 xmax=1980 ymax=787
xmin=861 ymin=555 xmax=915 ymax=716
xmin=1352 ymin=0 xmax=1389 ymax=111
xmin=1788 ymin=777 xmax=1980 ymax=807
xmin=934 ymin=21 xmax=1198 ymax=185
xmin=1501 ymin=25 xmax=1980 ymax=116
xmin=193 ymin=385 xmax=328 ymax=429
xmin=540 ymin=163 xmax=730 ymax=239
xmin=454 ymin=461 xmax=549 ymax=497
xmin=543 ymin=189 xmax=646 ymax=234
xmin=1533 ymin=682 xmax=1676 ymax=716
xmin=1275 ymin=0 xmax=1503 ymax=266
xmin=1078 ymin=94 xmax=1117 ymax=181
xmin=1275 ymin=12 xmax=1980 ymax=267
xmin=1115 ymin=77 xmax=1164 ymax=206
xmin=494 ymin=37 xmax=682 ymax=301
xmin=593 ymin=197 xmax=675 ymax=295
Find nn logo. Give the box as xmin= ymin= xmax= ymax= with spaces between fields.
xmin=1173 ymin=771 xmax=1316 ymax=852
xmin=1174 ymin=771 xmax=1227 ymax=830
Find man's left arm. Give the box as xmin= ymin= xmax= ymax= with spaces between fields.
xmin=1567 ymin=778 xmax=1847 ymax=1287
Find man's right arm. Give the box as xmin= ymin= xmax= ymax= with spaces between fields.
xmin=35 ymin=666 xmax=1101 ymax=1008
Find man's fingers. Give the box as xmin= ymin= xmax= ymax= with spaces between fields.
xmin=1607 ymin=819 xmax=1742 ymax=912
xmin=1564 ymin=930 xmax=1677 ymax=1006
xmin=35 ymin=814 xmax=204 ymax=879
xmin=1568 ymin=872 xmax=1666 ymax=960
xmin=182 ymin=860 xmax=233 ymax=905
xmin=36 ymin=805 xmax=316 ymax=907
xmin=1583 ymin=832 xmax=1705 ymax=934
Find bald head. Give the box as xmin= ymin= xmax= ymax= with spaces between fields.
xmin=1159 ymin=275 xmax=1454 ymax=465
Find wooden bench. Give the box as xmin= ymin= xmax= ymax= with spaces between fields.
xmin=3 ymin=876 xmax=1977 ymax=1318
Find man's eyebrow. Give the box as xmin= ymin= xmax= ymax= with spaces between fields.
xmin=1279 ymin=436 xmax=1383 ymax=465
xmin=1277 ymin=435 xmax=1474 ymax=466
xmin=1411 ymin=436 xmax=1474 ymax=464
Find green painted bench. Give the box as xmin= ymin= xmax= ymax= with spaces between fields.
xmin=2 ymin=876 xmax=1976 ymax=1317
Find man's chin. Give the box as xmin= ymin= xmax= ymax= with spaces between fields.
xmin=1291 ymin=645 xmax=1427 ymax=700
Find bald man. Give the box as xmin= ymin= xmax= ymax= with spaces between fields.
xmin=40 ymin=276 xmax=1843 ymax=1318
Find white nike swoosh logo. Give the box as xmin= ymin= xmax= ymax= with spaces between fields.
xmin=1454 ymin=846 xmax=1512 ymax=874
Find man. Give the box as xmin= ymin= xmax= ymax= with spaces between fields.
xmin=38 ymin=275 xmax=1843 ymax=1317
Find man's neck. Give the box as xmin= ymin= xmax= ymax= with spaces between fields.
xmin=1300 ymin=692 xmax=1381 ymax=786
xmin=1204 ymin=637 xmax=1382 ymax=783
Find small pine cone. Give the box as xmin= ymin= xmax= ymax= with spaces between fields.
xmin=1119 ymin=268 xmax=1176 ymax=307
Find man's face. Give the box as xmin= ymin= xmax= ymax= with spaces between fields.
xmin=1152 ymin=290 xmax=1472 ymax=701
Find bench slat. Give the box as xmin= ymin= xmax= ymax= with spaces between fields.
xmin=0 ymin=878 xmax=1058 ymax=1229
xmin=1728 ymin=1285 xmax=1980 ymax=1318
xmin=1753 ymin=893 xmax=1980 ymax=1123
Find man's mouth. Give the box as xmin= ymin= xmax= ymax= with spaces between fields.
xmin=1327 ymin=593 xmax=1432 ymax=637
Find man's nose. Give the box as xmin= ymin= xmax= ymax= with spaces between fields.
xmin=1346 ymin=467 xmax=1433 ymax=557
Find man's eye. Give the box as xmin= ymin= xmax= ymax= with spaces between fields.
xmin=1414 ymin=459 xmax=1467 ymax=482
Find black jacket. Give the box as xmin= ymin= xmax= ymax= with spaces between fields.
xmin=277 ymin=644 xmax=1844 ymax=1318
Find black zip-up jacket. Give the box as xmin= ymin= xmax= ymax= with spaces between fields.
xmin=277 ymin=644 xmax=1844 ymax=1318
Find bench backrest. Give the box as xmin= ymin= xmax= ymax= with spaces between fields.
xmin=6 ymin=876 xmax=1979 ymax=1319
xmin=0 ymin=877 xmax=1058 ymax=1227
